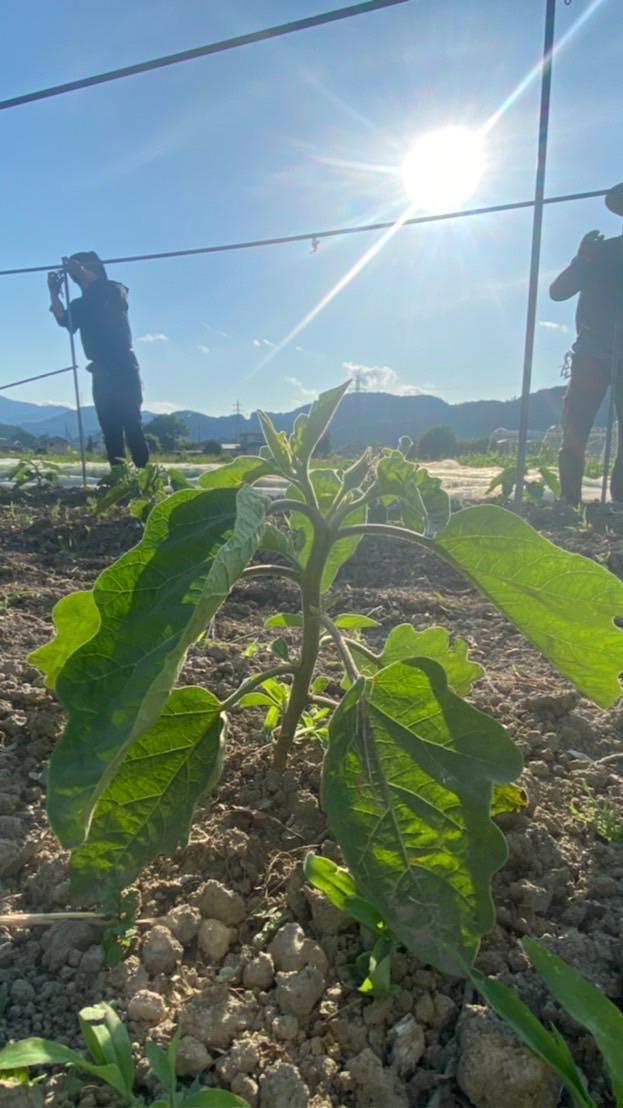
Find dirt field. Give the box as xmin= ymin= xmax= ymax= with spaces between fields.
xmin=0 ymin=487 xmax=622 ymax=1108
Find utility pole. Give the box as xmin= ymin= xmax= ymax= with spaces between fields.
xmin=233 ymin=400 xmax=243 ymax=444
xmin=353 ymin=372 xmax=362 ymax=448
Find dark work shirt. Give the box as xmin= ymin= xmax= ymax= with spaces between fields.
xmin=550 ymin=236 xmax=623 ymax=364
xmin=55 ymin=279 xmax=140 ymax=374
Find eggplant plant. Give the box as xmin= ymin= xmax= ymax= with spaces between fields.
xmin=30 ymin=382 xmax=623 ymax=976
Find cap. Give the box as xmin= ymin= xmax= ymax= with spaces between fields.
xmin=605 ymin=183 xmax=623 ymax=218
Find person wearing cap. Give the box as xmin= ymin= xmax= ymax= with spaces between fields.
xmin=550 ymin=183 xmax=623 ymax=506
xmin=48 ymin=252 xmax=149 ymax=469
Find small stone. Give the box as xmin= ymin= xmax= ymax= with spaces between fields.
xmin=457 ymin=1004 xmax=560 ymax=1108
xmin=304 ymin=886 xmax=351 ymax=935
xmin=162 ymin=905 xmax=201 ymax=946
xmin=431 ymin=991 xmax=457 ymax=1029
xmin=40 ymin=921 xmax=103 ymax=973
xmin=272 ymin=1014 xmax=298 ymax=1041
xmin=216 ymin=1036 xmax=261 ymax=1082
xmin=182 ymin=984 xmax=254 ymax=1050
xmin=174 ymin=1035 xmax=213 ymax=1077
xmin=198 ymin=918 xmax=233 ymax=963
xmin=141 ymin=925 xmax=183 ymax=976
xmin=275 ymin=966 xmax=325 ymax=1018
xmin=0 ymin=1082 xmax=45 ymax=1107
xmin=0 ymin=840 xmax=23 ymax=878
xmin=127 ymin=988 xmax=166 ymax=1025
xmin=414 ymin=993 xmax=435 ymax=1025
xmin=299 ymin=938 xmax=329 ymax=976
xmin=260 ymin=1060 xmax=309 ymax=1108
xmin=390 ymin=1014 xmax=425 ymax=1078
xmin=242 ymin=953 xmax=275 ymax=990
xmin=10 ymin=979 xmax=35 ymax=1004
xmin=195 ymin=880 xmax=246 ymax=926
xmin=347 ymin=1048 xmax=408 ymax=1108
xmin=0 ymin=817 xmax=23 ymax=839
xmin=80 ymin=945 xmax=105 ymax=975
xmin=231 ymin=1074 xmax=259 ymax=1108
xmin=268 ymin=923 xmax=307 ymax=971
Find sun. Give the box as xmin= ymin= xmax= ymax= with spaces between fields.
xmin=401 ymin=126 xmax=485 ymax=212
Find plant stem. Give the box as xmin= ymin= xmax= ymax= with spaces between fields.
xmin=320 ymin=616 xmax=359 ymax=684
xmin=337 ymin=522 xmax=433 ymax=549
xmin=221 ymin=665 xmax=295 ymax=711
xmin=242 ymin=564 xmax=302 ymax=584
xmin=309 ymin=694 xmax=339 ymax=709
xmin=268 ymin=498 xmax=322 ymax=523
xmin=273 ymin=521 xmax=331 ymax=770
xmin=341 ymin=637 xmax=380 ymax=666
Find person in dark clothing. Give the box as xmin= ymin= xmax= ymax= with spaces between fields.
xmin=48 ymin=251 xmax=149 ymax=468
xmin=550 ymin=183 xmax=623 ymax=505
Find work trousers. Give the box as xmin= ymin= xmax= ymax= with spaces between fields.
xmin=559 ymin=352 xmax=623 ymax=505
xmin=92 ymin=370 xmax=149 ymax=469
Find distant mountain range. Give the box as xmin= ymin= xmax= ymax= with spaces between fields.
xmin=0 ymin=385 xmax=603 ymax=448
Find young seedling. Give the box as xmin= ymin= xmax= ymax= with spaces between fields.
xmin=304 ymin=854 xmax=399 ymax=997
xmin=0 ymin=1003 xmax=249 ymax=1107
xmin=94 ymin=461 xmax=191 ymax=522
xmin=486 ymin=462 xmax=561 ymax=505
xmin=30 ymin=382 xmax=623 ymax=978
xmin=8 ymin=457 xmax=63 ymax=489
xmin=471 ymin=937 xmax=623 ymax=1108
xmin=570 ymin=782 xmax=623 ymax=843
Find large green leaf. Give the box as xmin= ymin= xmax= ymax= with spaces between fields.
xmin=434 ymin=505 xmax=623 ymax=707
xmin=29 ymin=591 xmax=100 ymax=689
xmin=350 ymin=623 xmax=483 ymax=697
xmin=257 ymin=411 xmax=294 ymax=475
xmin=44 ymin=485 xmax=267 ymax=848
xmin=523 ymin=937 xmax=623 ymax=1103
xmin=70 ymin=688 xmax=225 ymax=904
xmin=377 ymin=452 xmax=450 ymax=536
xmin=197 ymin=455 xmax=273 ymax=489
xmin=323 ymin=659 xmax=522 ymax=974
xmin=290 ymin=381 xmax=350 ymax=463
xmin=288 ymin=469 xmax=366 ymax=592
xmin=469 ymin=968 xmax=596 ymax=1108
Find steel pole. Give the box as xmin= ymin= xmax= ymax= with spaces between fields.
xmin=600 ymin=223 xmax=623 ymax=503
xmin=62 ymin=265 xmax=88 ymax=487
xmin=513 ymin=0 xmax=557 ymax=511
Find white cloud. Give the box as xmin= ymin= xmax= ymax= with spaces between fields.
xmin=343 ymin=361 xmax=430 ymax=396
xmin=138 ymin=332 xmax=169 ymax=343
xmin=146 ymin=400 xmax=179 ymax=414
xmin=202 ymin=322 xmax=230 ymax=339
xmin=285 ymin=376 xmax=318 ymax=404
xmin=539 ymin=320 xmax=569 ymax=333
xmin=197 ymin=344 xmax=211 ymax=354
xmin=252 ymin=338 xmax=275 ymax=348
xmin=252 ymin=339 xmax=262 ymax=348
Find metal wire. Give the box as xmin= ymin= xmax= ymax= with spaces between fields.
xmin=0 ymin=188 xmax=608 ymax=278
xmin=0 ymin=0 xmax=410 ymax=112
xmin=0 ymin=366 xmax=73 ymax=391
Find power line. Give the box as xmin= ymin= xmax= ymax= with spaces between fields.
xmin=0 ymin=366 xmax=73 ymax=391
xmin=0 ymin=0 xmax=410 ymax=113
xmin=0 ymin=188 xmax=607 ymax=278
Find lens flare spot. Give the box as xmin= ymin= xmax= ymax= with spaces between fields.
xmin=402 ymin=127 xmax=485 ymax=212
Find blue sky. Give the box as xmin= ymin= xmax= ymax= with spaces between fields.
xmin=1 ymin=0 xmax=621 ymax=417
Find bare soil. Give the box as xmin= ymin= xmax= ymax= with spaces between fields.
xmin=0 ymin=488 xmax=622 ymax=1108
